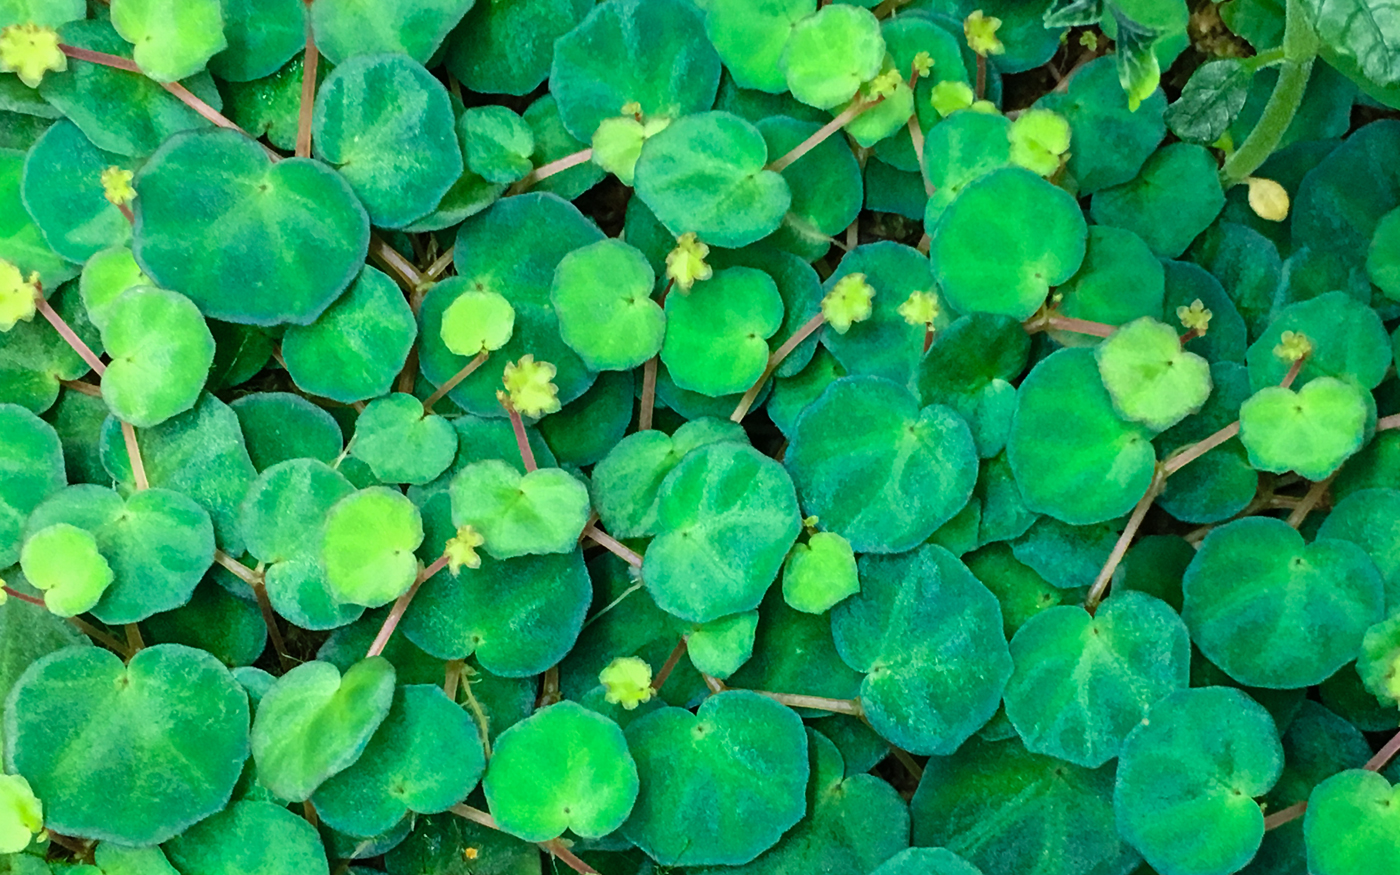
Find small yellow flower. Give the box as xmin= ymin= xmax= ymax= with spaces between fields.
xmin=1079 ymin=31 xmax=1099 ymax=51
xmin=0 ymin=24 xmax=66 ymax=88
xmin=599 ymin=656 xmax=654 ymax=710
xmin=501 ymin=354 xmax=561 ymax=418
xmin=1246 ymin=177 xmax=1290 ymax=222
xmin=1274 ymin=330 xmax=1313 ymax=363
xmin=101 ymin=166 xmax=136 ymax=208
xmin=444 ymin=525 xmax=485 ymax=576
xmin=863 ymin=69 xmax=903 ymax=100
xmin=0 ymin=773 xmax=42 ymax=855
xmin=1176 ymin=299 xmax=1213 ymax=334
xmin=898 ymin=290 xmax=940 ymax=327
xmin=1009 ymin=109 xmax=1072 ymax=177
xmin=0 ymin=259 xmax=39 ymax=333
xmin=821 ymin=273 xmax=875 ymax=334
xmin=911 ymin=51 xmax=933 ymax=79
xmin=665 ymin=232 xmax=712 ymax=293
xmin=964 ymin=10 xmax=1005 ymax=57
xmin=620 ymin=101 xmax=643 ymax=118
xmin=463 ymin=847 xmax=480 ymax=861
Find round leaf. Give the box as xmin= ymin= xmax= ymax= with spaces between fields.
xmin=551 ymin=238 xmax=663 ymax=371
xmin=0 ymin=403 xmax=65 ymax=568
xmin=19 ymin=522 xmax=112 ymax=617
xmin=164 ymin=801 xmax=327 ymax=875
xmin=109 ymin=0 xmax=225 ymax=82
xmin=321 ymin=487 xmax=425 ymax=608
xmin=1238 ymin=377 xmax=1369 ymax=481
xmin=99 ymin=287 xmax=215 ymax=428
xmin=780 ymin=4 xmax=884 ymax=109
xmin=5 ymin=644 xmax=249 ymax=844
xmin=1090 ymin=142 xmax=1226 ymax=258
xmin=1304 ymin=770 xmax=1400 ymax=875
xmin=781 ymin=531 xmax=858 ymax=614
xmin=1095 ymin=316 xmax=1212 ymax=431
xmin=351 ymin=394 xmax=456 ymax=486
xmin=703 ymin=0 xmax=815 ymax=93
xmin=311 ymin=0 xmax=472 ymax=65
xmin=20 ymin=121 xmax=131 ymax=263
xmin=449 ymin=460 xmax=590 ymax=559
xmin=661 ymin=266 xmax=784 ymax=397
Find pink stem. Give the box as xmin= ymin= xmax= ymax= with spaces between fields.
xmin=768 ymin=98 xmax=884 ymax=173
xmin=35 ymin=295 xmax=104 ymax=375
xmin=506 ymin=404 xmax=537 ymax=472
xmin=365 ymin=555 xmax=449 ymax=659
xmin=731 ymin=313 xmax=826 ymax=422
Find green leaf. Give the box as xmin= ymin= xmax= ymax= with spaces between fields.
xmin=1317 ymin=488 xmax=1400 ymax=612
xmin=460 ymin=105 xmax=534 ymax=185
xmin=536 ymin=370 xmax=634 ymax=468
xmin=0 ymin=285 xmax=94 ymax=414
xmin=920 ymin=111 xmax=1012 ymax=224
xmin=1298 ymin=0 xmax=1400 ymax=90
xmin=20 ymin=121 xmax=132 ymax=263
xmin=694 ymin=729 xmax=910 ymax=875
xmin=1238 ymin=377 xmax=1369 ymax=481
xmin=6 ymin=644 xmax=250 ymax=844
xmin=321 ymin=487 xmax=425 ymax=608
xmin=99 ymin=287 xmax=215 ymax=428
xmin=134 ymin=129 xmax=370 ymax=326
xmin=729 ymin=585 xmax=863 ymax=709
xmin=591 ymin=418 xmax=746 ymax=538
xmin=1091 ymin=142 xmax=1226 ymax=259
xmin=208 ymin=0 xmax=304 ymax=83
xmin=1053 ymin=225 xmax=1166 ymax=340
xmin=229 ymin=392 xmax=343 ymax=472
xmin=930 ymin=166 xmax=1087 ymax=320
xmin=662 ymin=266 xmax=784 ymax=397
xmin=821 ymin=242 xmax=940 ymax=388
xmin=445 ymin=0 xmax=591 ymax=96
xmin=1007 ymin=348 xmax=1157 ymax=526
xmin=787 ymin=376 xmax=977 ymax=553
xmin=19 ymin=522 xmax=112 ymax=617
xmin=964 ymin=543 xmax=1064 ymax=637
xmin=1004 ymin=592 xmax=1190 ymax=768
xmin=0 ymin=147 xmax=72 ymax=288
xmin=315 ymin=685 xmax=484 ymax=837
xmin=351 ymin=394 xmax=456 ymax=486
xmin=1221 ymin=0 xmax=1284 ymax=50
xmin=634 ymin=111 xmax=792 ymax=249
xmin=871 ymin=848 xmax=984 ymax=875
xmin=1165 ymin=59 xmax=1251 ymax=144
xmin=687 ymin=611 xmax=759 ymax=679
xmin=142 ymin=579 xmax=267 ymax=668
xmin=781 ymin=532 xmax=859 ymax=614
xmin=704 ymin=0 xmax=815 ymax=94
xmin=831 ymin=545 xmax=1012 ymax=755
xmin=164 ymin=801 xmax=328 ymax=875
xmin=250 ymin=657 xmax=397 ymax=802
xmin=622 ymin=690 xmax=809 ymax=867
xmin=1114 ymin=687 xmax=1282 ymax=875
xmin=311 ymin=0 xmax=472 ymax=65
xmin=1245 ymin=290 xmax=1392 ymax=391
xmin=551 ymin=239 xmax=664 ymax=372
xmin=0 ymin=0 xmax=83 ymax=27
xmin=1183 ymin=516 xmax=1385 ymax=689
xmin=911 ymin=736 xmax=1140 ymax=875
xmin=1369 ymin=206 xmax=1400 ymax=300
xmin=0 ymin=404 xmax=64 ymax=568
xmin=78 ymin=247 xmax=147 ymax=330
xmin=1095 ymin=317 xmax=1212 ymax=431
xmin=26 ymin=484 xmax=214 ymax=624
xmin=642 ymin=442 xmax=801 ymax=623
xmin=549 ymin=0 xmax=720 ymax=141
xmin=449 ymin=460 xmax=590 ymax=559
xmin=484 ymin=700 xmax=637 ymax=841
xmin=110 ymin=0 xmax=226 ymax=82
xmin=1304 ymin=769 xmax=1400 ymax=875
xmin=92 ymin=844 xmax=178 ymax=875
xmin=279 ymin=267 xmax=413 ymax=404
xmin=780 ymin=4 xmax=884 ymax=109
xmin=313 ymin=55 xmax=463 ymax=229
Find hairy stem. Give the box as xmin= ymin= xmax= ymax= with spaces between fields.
xmin=216 ymin=552 xmax=294 ymax=672
xmin=422 ymin=351 xmax=488 ymax=413
xmin=296 ymin=14 xmax=319 ymax=158
xmin=518 ymin=148 xmax=593 ymax=190
xmin=370 ymin=236 xmax=425 ymax=291
xmin=69 ymin=616 xmax=130 ymax=654
xmin=638 ymin=356 xmax=659 ymax=431
xmin=731 ymin=313 xmax=826 ymax=422
xmin=1378 ymin=413 xmax=1400 ymax=431
xmin=1025 ymin=314 xmax=1117 ymax=338
xmin=1286 ymin=473 xmax=1335 ymax=528
xmin=1163 ymin=422 xmax=1241 ymax=476
xmin=124 ymin=623 xmax=145 ymax=653
xmin=652 ymin=637 xmax=688 ymax=692
xmin=1084 ymin=467 xmax=1166 ymax=613
xmin=35 ymin=294 xmax=105 ymax=375
xmin=1365 ymin=728 xmax=1400 ymax=772
xmin=121 ymin=422 xmax=149 ymax=491
xmin=365 ymin=555 xmax=448 ymax=659
xmin=1264 ymin=800 xmax=1307 ymax=831
xmin=2 ymin=585 xmax=45 ymax=607
xmin=506 ymin=403 xmax=537 ymax=472
xmin=768 ymin=98 xmax=883 ymax=173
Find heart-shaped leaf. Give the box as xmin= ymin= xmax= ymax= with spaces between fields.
xmin=164 ymin=800 xmax=329 ymax=875
xmin=1007 ymin=348 xmax=1157 ymax=526
xmin=1182 ymin=516 xmax=1384 ymax=689
xmin=19 ymin=522 xmax=112 ymax=617
xmin=350 ymin=394 xmax=456 ymax=486
xmin=687 ymin=611 xmax=759 ymax=679
xmin=622 ymin=690 xmax=809 ymax=867
xmin=1054 ymin=226 xmax=1166 ymax=343
xmin=99 ymin=287 xmax=215 ymax=428
xmin=1304 ymin=769 xmax=1400 ymax=875
xmin=643 ymin=442 xmax=801 ymax=623
xmin=230 ymin=391 xmax=343 ymax=472
xmin=250 ymin=657 xmax=396 ymax=802
xmin=321 ymin=487 xmax=425 ymax=609
xmin=1114 ymin=687 xmax=1283 ymax=875
xmin=780 ymin=4 xmax=884 ymax=109
xmin=314 ymin=684 xmax=484 ymax=838
xmin=1003 ymin=592 xmax=1190 ymax=768
xmin=312 ymin=55 xmax=463 ymax=229
xmin=6 ymin=644 xmax=250 ymax=844
xmin=931 ymin=167 xmax=1088 ymax=320
xmin=208 ymin=0 xmax=304 ymax=83
xmin=134 ymin=128 xmax=370 ymax=326
xmin=871 ymin=848 xmax=983 ymax=875
xmin=1095 ymin=316 xmax=1212 ymax=431
xmin=449 ymin=460 xmax=590 ymax=559
xmin=25 ymin=484 xmax=214 ymax=624
xmin=1239 ymin=377 xmax=1369 ymax=481
xmin=109 ymin=0 xmax=226 ymax=82
xmin=662 ymin=266 xmax=784 ymax=397
xmin=483 ymin=700 xmax=638 ymax=841
xmin=831 ymin=545 xmax=1012 ymax=755
xmin=781 ymin=531 xmax=858 ymax=614
xmin=551 ymin=238 xmax=664 ymax=372
xmin=1091 ymin=142 xmax=1225 ymax=259
xmin=633 ymin=111 xmax=792 ymax=249
xmin=703 ymin=0 xmax=815 ymax=93
xmin=787 ymin=376 xmax=978 ymax=554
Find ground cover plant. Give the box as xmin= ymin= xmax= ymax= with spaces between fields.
xmin=1 ymin=0 xmax=1400 ymax=873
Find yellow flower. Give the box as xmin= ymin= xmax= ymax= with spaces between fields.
xmin=0 ymin=24 xmax=66 ymax=88
xmin=898 ymin=290 xmax=940 ymax=327
xmin=1009 ymin=109 xmax=1072 ymax=177
xmin=863 ymin=69 xmax=903 ymax=100
xmin=0 ymin=773 xmax=42 ymax=854
xmin=599 ymin=656 xmax=654 ymax=710
xmin=101 ymin=166 xmax=136 ymax=208
xmin=0 ymin=259 xmax=39 ymax=333
xmin=444 ymin=525 xmax=485 ymax=576
xmin=665 ymin=232 xmax=712 ymax=293
xmin=1246 ymin=177 xmax=1289 ymax=222
xmin=501 ymin=354 xmax=561 ymax=418
xmin=1176 ymin=299 xmax=1213 ymax=334
xmin=1273 ymin=330 xmax=1313 ymax=363
xmin=964 ymin=10 xmax=1005 ymax=57
xmin=1079 ymin=31 xmax=1099 ymax=51
xmin=821 ymin=273 xmax=875 ymax=334
xmin=911 ymin=51 xmax=933 ymax=79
